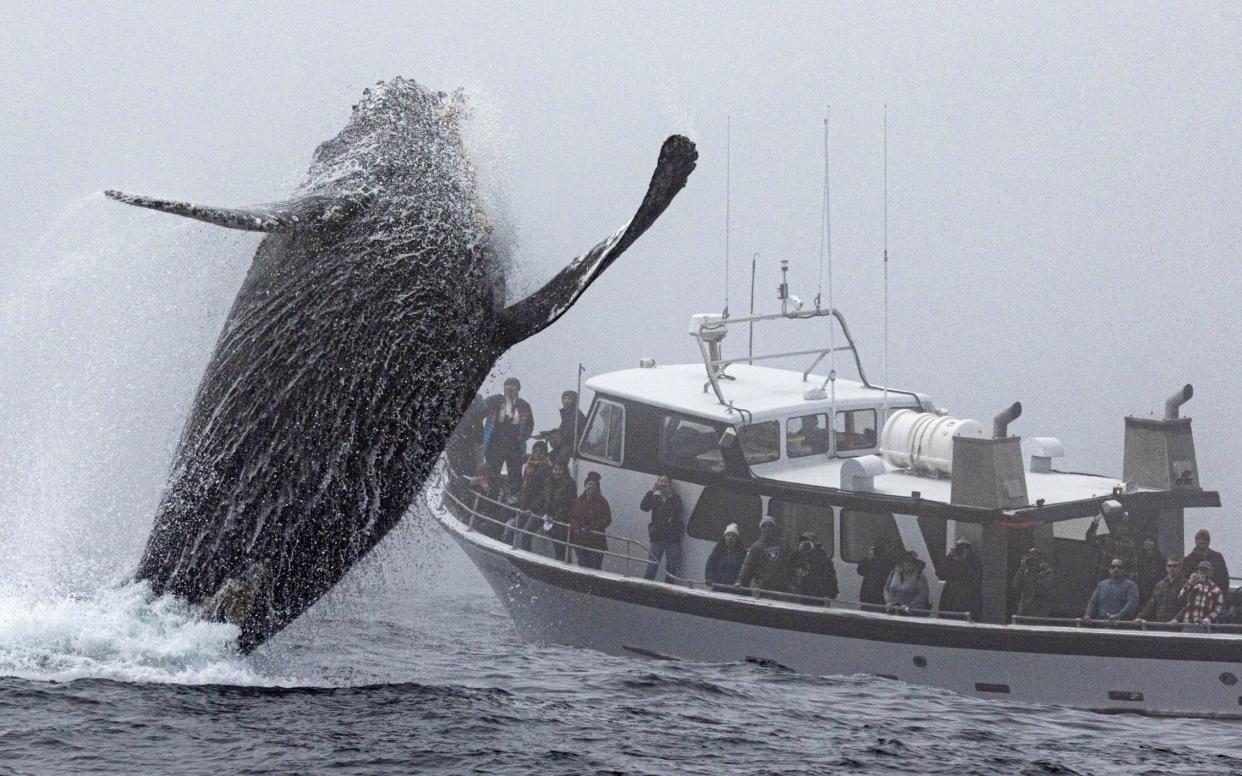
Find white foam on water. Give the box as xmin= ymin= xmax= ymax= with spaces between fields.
xmin=0 ymin=581 xmax=293 ymax=685
xmin=0 ymin=198 xmax=296 ymax=686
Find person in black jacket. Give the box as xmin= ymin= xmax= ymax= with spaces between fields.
xmin=484 ymin=377 xmax=534 ymax=494
xmin=539 ymin=390 xmax=588 ymax=464
xmin=938 ymin=539 xmax=982 ymax=619
xmin=705 ymin=523 xmax=748 ymax=592
xmin=641 ymin=475 xmax=684 ymax=582
xmin=857 ymin=540 xmax=899 ymax=608
xmin=791 ymin=532 xmax=838 ymax=603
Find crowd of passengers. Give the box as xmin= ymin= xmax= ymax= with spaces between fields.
xmin=448 ymin=383 xmax=1238 ymax=626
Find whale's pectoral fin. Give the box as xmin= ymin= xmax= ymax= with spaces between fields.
xmin=104 ymin=190 xmax=368 ymax=232
xmin=496 ymin=135 xmax=697 ymax=348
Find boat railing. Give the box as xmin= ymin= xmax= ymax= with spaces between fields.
xmin=1011 ymin=615 xmax=1242 ymax=634
xmin=438 ymin=469 xmax=655 ymax=576
xmin=436 ymin=466 xmax=972 ymax=621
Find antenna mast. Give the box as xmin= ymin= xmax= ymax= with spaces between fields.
xmin=823 ymin=110 xmax=837 ymax=444
xmin=748 ymin=252 xmax=757 ymax=365
xmin=724 ymin=115 xmax=731 ymax=318
xmin=882 ymin=104 xmax=890 ymax=421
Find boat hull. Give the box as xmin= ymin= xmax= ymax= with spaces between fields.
xmin=430 ymin=492 xmax=1242 ymax=719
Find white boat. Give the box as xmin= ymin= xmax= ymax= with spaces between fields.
xmin=428 ymin=282 xmax=1238 ymax=718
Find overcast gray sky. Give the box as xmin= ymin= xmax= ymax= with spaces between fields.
xmin=2 ymin=2 xmax=1240 ymax=578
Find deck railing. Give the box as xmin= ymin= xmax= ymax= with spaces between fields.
xmin=438 ymin=470 xmax=655 ymax=577
xmin=1010 ymin=615 xmax=1242 ymax=634
xmin=434 ymin=466 xmax=971 ymax=621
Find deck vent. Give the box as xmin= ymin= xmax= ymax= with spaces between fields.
xmin=1107 ymin=690 xmax=1144 ymax=702
xmin=1123 ymin=384 xmax=1199 ymax=491
xmin=841 ymin=455 xmax=886 ymax=492
xmin=1028 ymin=437 xmax=1065 ymax=473
xmin=974 ymin=683 xmax=1010 ymax=694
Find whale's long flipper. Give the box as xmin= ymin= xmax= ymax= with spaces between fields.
xmin=104 ymin=190 xmax=367 ymax=232
xmin=496 ymin=135 xmax=697 ymax=348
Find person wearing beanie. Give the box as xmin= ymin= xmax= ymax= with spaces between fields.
xmin=1176 ymin=559 xmax=1224 ymax=626
xmin=568 ymin=471 xmax=611 ymax=569
xmin=705 ymin=522 xmax=748 ymax=592
xmin=791 ymin=531 xmax=838 ymax=602
xmin=938 ymin=539 xmax=982 ymax=618
xmin=1182 ymin=529 xmax=1231 ymax=594
xmin=735 ymin=514 xmax=794 ymax=595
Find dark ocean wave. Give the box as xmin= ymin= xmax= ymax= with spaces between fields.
xmin=3 ymin=586 xmax=1242 ymax=775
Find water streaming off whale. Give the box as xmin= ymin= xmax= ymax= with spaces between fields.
xmin=105 ymin=78 xmax=697 ymax=651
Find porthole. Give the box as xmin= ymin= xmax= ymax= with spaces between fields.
xmin=1220 ymin=672 xmax=1238 ymax=686
xmin=912 ymin=656 xmax=927 ymax=668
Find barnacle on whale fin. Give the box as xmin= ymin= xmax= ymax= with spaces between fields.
xmin=202 ymin=564 xmax=271 ymax=626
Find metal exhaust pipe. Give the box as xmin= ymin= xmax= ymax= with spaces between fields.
xmin=993 ymin=402 xmax=1022 ymax=439
xmin=1164 ymin=384 xmax=1193 ymax=420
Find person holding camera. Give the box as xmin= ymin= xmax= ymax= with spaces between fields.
xmin=1176 ymin=560 xmax=1224 ymax=626
xmin=640 ymin=475 xmax=684 ymax=582
xmin=1012 ymin=546 xmax=1056 ymax=618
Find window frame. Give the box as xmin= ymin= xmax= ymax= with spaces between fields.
xmin=658 ymin=411 xmax=727 ymax=474
xmin=833 ymin=408 xmax=879 ymax=456
xmin=839 ymin=509 xmax=904 ymax=563
xmin=786 ymin=413 xmax=830 ymax=459
xmin=738 ymin=419 xmax=781 ymax=465
xmin=578 ymin=398 xmax=626 ymax=466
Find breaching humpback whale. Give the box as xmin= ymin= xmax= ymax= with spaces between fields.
xmin=107 ymin=78 xmax=697 ymax=652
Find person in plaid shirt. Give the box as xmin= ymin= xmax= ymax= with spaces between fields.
xmin=1177 ymin=560 xmax=1223 ymax=626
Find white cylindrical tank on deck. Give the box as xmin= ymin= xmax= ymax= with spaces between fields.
xmin=880 ymin=409 xmax=987 ymax=475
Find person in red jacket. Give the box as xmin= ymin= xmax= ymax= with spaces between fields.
xmin=569 ymin=471 xmax=612 ymax=569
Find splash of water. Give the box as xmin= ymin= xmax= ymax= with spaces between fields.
xmin=0 ymin=196 xmax=272 ymax=683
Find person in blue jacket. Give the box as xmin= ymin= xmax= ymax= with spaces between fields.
xmin=1085 ymin=557 xmax=1140 ymax=620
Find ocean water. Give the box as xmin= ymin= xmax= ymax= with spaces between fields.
xmin=1 ymin=511 xmax=1240 ymax=776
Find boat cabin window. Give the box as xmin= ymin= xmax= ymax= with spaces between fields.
xmin=739 ymin=420 xmax=780 ymax=464
xmin=687 ymin=486 xmax=761 ymax=544
xmin=769 ymin=500 xmax=834 ymax=557
xmin=786 ymin=414 xmax=829 ymax=458
xmin=660 ymin=414 xmax=725 ymax=473
xmin=835 ymin=409 xmax=877 ymax=453
xmin=840 ymin=509 xmax=904 ymax=562
xmin=580 ymin=399 xmax=625 ymax=465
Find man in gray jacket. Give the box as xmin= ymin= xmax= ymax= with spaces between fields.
xmin=1085 ymin=557 xmax=1140 ymax=620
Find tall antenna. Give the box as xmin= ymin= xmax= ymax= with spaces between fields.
xmin=748 ymin=252 xmax=757 ymax=365
xmin=724 ymin=115 xmax=731 ymax=318
xmin=824 ymin=110 xmax=837 ymax=445
xmin=882 ymin=104 xmax=890 ymax=420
